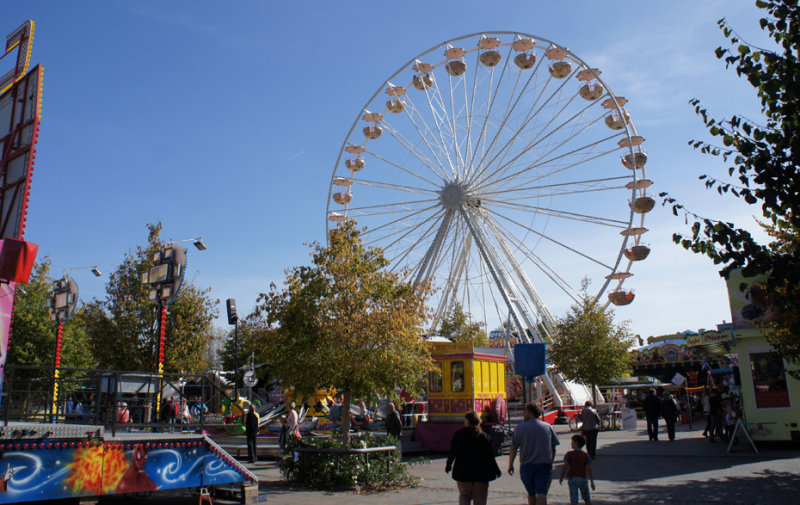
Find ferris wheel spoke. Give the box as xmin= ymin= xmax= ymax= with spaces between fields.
xmin=377 ymin=122 xmax=451 ymax=181
xmin=387 ymin=211 xmax=451 ymax=273
xmin=344 ymin=196 xmax=440 ymax=217
xmin=358 ymin=202 xmax=442 ymax=243
xmin=349 ymin=176 xmax=440 ymax=197
xmin=478 ymin=129 xmax=623 ymax=196
xmin=425 ymin=75 xmax=461 ymax=179
xmin=485 ymin=213 xmax=581 ymax=302
xmin=476 ymin=98 xmax=606 ymax=192
xmin=467 ymin=49 xmax=539 ymax=185
xmin=462 ymin=67 xmax=500 ymax=183
xmin=485 ymin=198 xmax=628 ymax=228
xmin=467 ymin=68 xmax=577 ymax=187
xmin=445 ymin=75 xmax=467 ymax=178
xmin=489 ymin=175 xmax=630 ymax=200
xmin=400 ymin=90 xmax=461 ymax=179
xmin=491 ymin=207 xmax=616 ymax=270
xmin=413 ymin=209 xmax=455 ymax=285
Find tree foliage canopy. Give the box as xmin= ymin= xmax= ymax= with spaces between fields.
xmin=660 ymin=0 xmax=800 ymax=372
xmin=84 ymin=222 xmax=218 ymax=373
xmin=437 ymin=302 xmax=487 ymax=346
xmin=548 ymin=280 xmax=633 ymax=395
xmin=256 ymin=220 xmax=432 ymax=441
xmin=7 ymin=258 xmax=94 ymax=381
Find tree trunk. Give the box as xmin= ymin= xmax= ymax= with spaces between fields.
xmin=341 ymin=389 xmax=352 ymax=445
xmin=592 ymin=383 xmax=597 ymax=407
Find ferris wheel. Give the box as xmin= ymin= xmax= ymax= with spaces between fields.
xmin=326 ymin=32 xmax=652 ymax=343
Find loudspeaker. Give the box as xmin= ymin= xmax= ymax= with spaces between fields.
xmin=226 ymin=298 xmax=238 ymax=325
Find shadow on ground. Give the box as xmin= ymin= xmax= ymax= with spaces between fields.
xmin=608 ymin=468 xmax=800 ymax=505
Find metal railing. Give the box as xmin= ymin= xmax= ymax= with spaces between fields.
xmin=1 ymin=365 xmax=278 ymax=437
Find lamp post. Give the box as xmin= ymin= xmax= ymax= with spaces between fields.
xmin=141 ymin=239 xmax=205 ymax=422
xmin=47 ymin=265 xmax=102 ymax=421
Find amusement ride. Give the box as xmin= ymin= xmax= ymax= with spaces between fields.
xmin=327 ymin=32 xmax=652 ymax=345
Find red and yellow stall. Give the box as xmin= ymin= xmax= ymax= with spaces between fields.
xmin=427 ymin=342 xmax=508 ymax=422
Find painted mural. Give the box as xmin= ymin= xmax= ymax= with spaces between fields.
xmin=0 ymin=438 xmax=250 ymax=504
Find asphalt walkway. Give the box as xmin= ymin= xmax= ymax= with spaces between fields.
xmin=244 ymin=419 xmax=800 ymax=505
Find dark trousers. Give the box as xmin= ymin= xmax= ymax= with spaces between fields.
xmin=646 ymin=415 xmax=659 ymax=440
xmin=247 ymin=434 xmax=258 ymax=462
xmin=664 ymin=416 xmax=676 ymax=441
xmin=703 ymin=413 xmax=711 ymax=435
xmin=709 ymin=415 xmax=723 ymax=442
xmin=583 ymin=429 xmax=598 ymax=458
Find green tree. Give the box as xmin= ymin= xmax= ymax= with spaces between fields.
xmin=437 ymin=302 xmax=488 ymax=346
xmin=84 ymin=222 xmax=219 ymax=373
xmin=204 ymin=326 xmax=227 ymax=370
xmin=7 ymin=258 xmax=94 ymax=383
xmin=660 ymin=1 xmax=800 ymax=374
xmin=256 ymin=220 xmax=432 ymax=443
xmin=219 ymin=314 xmax=272 ymax=387
xmin=548 ymin=280 xmax=633 ymax=405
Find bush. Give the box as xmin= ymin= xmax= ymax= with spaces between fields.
xmin=280 ymin=433 xmax=421 ymax=490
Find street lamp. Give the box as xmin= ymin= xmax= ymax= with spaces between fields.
xmin=47 ymin=265 xmax=102 ymax=420
xmin=141 ymin=238 xmax=205 ymax=421
xmin=165 ymin=237 xmax=207 ymax=251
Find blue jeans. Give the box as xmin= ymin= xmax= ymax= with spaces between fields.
xmin=568 ymin=477 xmax=591 ymax=503
xmin=520 ymin=463 xmax=552 ymax=496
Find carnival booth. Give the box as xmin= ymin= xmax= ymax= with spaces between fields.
xmin=415 ymin=343 xmax=508 ymax=450
xmin=725 ymin=270 xmax=800 ymax=443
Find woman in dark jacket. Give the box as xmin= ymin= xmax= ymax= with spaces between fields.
xmin=445 ymin=411 xmax=502 ymax=505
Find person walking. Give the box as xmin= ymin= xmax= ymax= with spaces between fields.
xmin=558 ymin=434 xmax=595 ymax=505
xmin=642 ymin=389 xmax=661 ymax=441
xmin=708 ymin=388 xmax=724 ymax=443
xmin=445 ymin=411 xmax=502 ymax=505
xmin=701 ymin=387 xmax=712 ymax=437
xmin=278 ymin=415 xmax=288 ymax=451
xmin=580 ymin=401 xmax=600 ymax=458
xmin=508 ymin=403 xmax=560 ymax=505
xmin=245 ymin=406 xmax=260 ymax=463
xmin=661 ymin=393 xmax=679 ymax=441
xmin=286 ymin=401 xmax=299 ymax=440
xmin=386 ymin=402 xmax=403 ymax=458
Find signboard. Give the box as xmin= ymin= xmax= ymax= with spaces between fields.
xmin=0 ymin=20 xmax=41 ymax=390
xmin=514 ymin=342 xmax=546 ymax=377
xmin=684 ymin=330 xmax=733 ymax=347
xmin=725 ymin=268 xmax=781 ymax=330
xmin=671 ymin=372 xmax=686 ymax=387
xmin=243 ymin=370 xmax=257 ymax=387
xmin=429 ymin=342 xmax=472 ymax=354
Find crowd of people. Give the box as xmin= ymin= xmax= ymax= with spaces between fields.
xmin=446 ymin=403 xmax=594 ymax=505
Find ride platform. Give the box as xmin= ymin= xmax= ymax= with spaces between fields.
xmin=0 ymin=422 xmax=256 ymax=504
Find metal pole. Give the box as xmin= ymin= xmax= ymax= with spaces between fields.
xmin=234 ymin=319 xmax=239 ymax=397
xmin=51 ymin=322 xmax=63 ymax=423
xmin=156 ymin=300 xmax=166 ymax=422
xmin=3 ymin=366 xmax=14 ymax=426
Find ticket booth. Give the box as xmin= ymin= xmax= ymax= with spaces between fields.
xmin=427 ymin=342 xmax=508 ymax=422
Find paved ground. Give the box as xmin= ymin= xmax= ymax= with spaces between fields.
xmin=95 ymin=419 xmax=799 ymax=505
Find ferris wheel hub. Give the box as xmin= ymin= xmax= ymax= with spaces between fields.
xmin=439 ymin=181 xmax=479 ymax=209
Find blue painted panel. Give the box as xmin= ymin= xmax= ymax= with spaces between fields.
xmin=514 ymin=343 xmax=546 ymax=377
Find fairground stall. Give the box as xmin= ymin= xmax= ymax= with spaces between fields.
xmin=415 ymin=342 xmax=507 ymax=451
xmin=725 ymin=269 xmax=800 ymax=442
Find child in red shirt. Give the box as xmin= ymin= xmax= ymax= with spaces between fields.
xmin=559 ymin=434 xmax=595 ymax=505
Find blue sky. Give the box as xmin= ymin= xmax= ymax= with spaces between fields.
xmin=1 ymin=1 xmax=773 ymax=339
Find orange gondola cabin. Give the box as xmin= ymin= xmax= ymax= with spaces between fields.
xmin=428 ymin=342 xmax=508 ymax=422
